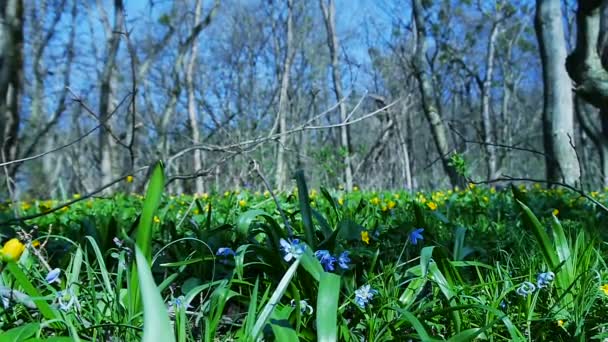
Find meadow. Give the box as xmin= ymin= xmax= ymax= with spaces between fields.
xmin=0 ymin=165 xmax=607 ymax=341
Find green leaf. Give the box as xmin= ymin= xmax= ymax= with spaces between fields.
xmin=251 ymin=257 xmax=301 ymax=339
xmin=269 ymin=306 xmax=298 ymax=341
xmin=5 ymin=262 xmax=57 ymax=321
xmin=295 ymin=171 xmax=315 ymax=249
xmin=316 ymin=272 xmax=341 ymax=342
xmin=134 ymin=245 xmax=175 ymax=342
xmin=130 ymin=161 xmax=165 ymax=314
xmin=516 ymin=200 xmax=559 ymax=269
xmin=0 ymin=323 xmax=39 ymax=341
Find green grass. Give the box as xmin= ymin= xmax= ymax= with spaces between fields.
xmin=0 ymin=178 xmax=607 ymax=341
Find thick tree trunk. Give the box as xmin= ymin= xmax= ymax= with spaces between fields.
xmin=411 ymin=0 xmax=462 ymax=188
xmin=566 ymin=1 xmax=608 ymax=110
xmin=320 ymin=0 xmax=354 ymax=191
xmin=275 ymin=0 xmax=295 ymax=190
xmin=535 ymin=0 xmax=581 ymax=186
xmin=186 ymin=0 xmax=204 ymax=194
xmin=0 ymin=0 xmax=23 ymax=184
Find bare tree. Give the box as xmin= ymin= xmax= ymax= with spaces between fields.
xmin=186 ymin=0 xmax=204 ymax=194
xmin=319 ymin=0 xmax=354 ymax=191
xmin=535 ymin=0 xmax=580 ymax=185
xmin=97 ymin=0 xmax=124 ymax=188
xmin=274 ymin=0 xmax=296 ymax=190
xmin=411 ymin=0 xmax=462 ymax=187
xmin=0 ymin=0 xmax=23 ymax=187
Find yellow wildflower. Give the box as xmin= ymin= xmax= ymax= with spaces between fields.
xmin=193 ymin=208 xmax=200 ymax=215
xmin=202 ymin=192 xmax=209 ymax=200
xmin=338 ymin=184 xmax=344 ymax=190
xmin=1 ymin=238 xmax=25 ymax=261
xmin=264 ymin=190 xmax=270 ymax=198
xmin=86 ymin=200 xmax=94 ymax=209
xmin=370 ymin=197 xmax=381 ymax=206
xmin=387 ymin=200 xmax=397 ymax=210
xmin=353 ymin=186 xmax=359 ymax=192
xmin=483 ymin=196 xmax=489 ymax=203
xmin=418 ymin=195 xmax=427 ymax=204
xmin=557 ymin=320 xmax=565 ymax=328
xmin=427 ymin=201 xmax=438 ymax=211
xmin=490 ymin=187 xmax=496 ymax=194
xmin=468 ymin=183 xmax=476 ymax=190
xmin=591 ymin=191 xmax=599 ymax=198
xmin=224 ymin=191 xmax=230 ymax=197
xmin=310 ymin=189 xmax=317 ymax=200
xmin=381 ymin=205 xmax=388 ymax=212
xmin=361 ymin=231 xmax=370 ymax=244
xmin=32 ymin=240 xmax=41 ymax=248
xmin=153 ymin=216 xmax=161 ymax=224
xmin=73 ymin=194 xmax=81 ymax=199
xmin=601 ymin=284 xmax=608 ymax=295
xmin=454 ymin=186 xmax=460 ymax=192
xmin=393 ymin=193 xmax=400 ymax=199
xmin=552 ymin=209 xmax=559 ymax=216
xmin=126 ymin=175 xmax=134 ymax=183
xmin=21 ymin=202 xmax=31 ymax=211
xmin=239 ymin=199 xmax=247 ymax=208
xmin=338 ymin=197 xmax=344 ymax=206
xmin=60 ymin=206 xmax=69 ymax=212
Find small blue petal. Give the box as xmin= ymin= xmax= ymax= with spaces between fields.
xmin=46 ymin=268 xmax=61 ymax=284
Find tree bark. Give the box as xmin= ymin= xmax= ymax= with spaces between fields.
xmin=186 ymin=0 xmax=204 ymax=194
xmin=566 ymin=1 xmax=608 ymax=110
xmin=320 ymin=0 xmax=354 ymax=191
xmin=535 ymin=0 xmax=581 ymax=185
xmin=98 ymin=0 xmax=124 ymax=188
xmin=481 ymin=22 xmax=499 ymax=180
xmin=411 ymin=0 xmax=462 ymax=188
xmin=275 ymin=0 xmax=295 ymax=190
xmin=0 ymin=0 xmax=23 ymax=184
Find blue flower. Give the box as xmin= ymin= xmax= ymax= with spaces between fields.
xmin=290 ymin=299 xmax=313 ymax=315
xmin=314 ymin=250 xmax=336 ymax=271
xmin=536 ymin=271 xmax=555 ymax=289
xmin=338 ymin=251 xmax=350 ymax=270
xmin=56 ymin=287 xmax=78 ymax=312
xmin=167 ymin=295 xmax=192 ymax=317
xmin=354 ymin=284 xmax=378 ymax=308
xmin=499 ymin=300 xmax=507 ymax=310
xmin=280 ymin=238 xmax=305 ymax=262
xmin=45 ymin=268 xmax=61 ymax=284
xmin=516 ymin=281 xmax=536 ymax=296
xmin=409 ymin=228 xmax=424 ymax=245
xmin=216 ymin=247 xmax=236 ymax=257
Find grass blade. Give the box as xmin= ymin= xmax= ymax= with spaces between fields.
xmin=251 ymin=257 xmax=301 ymax=339
xmin=134 ymin=245 xmax=175 ymax=342
xmin=316 ymin=272 xmax=341 ymax=342
xmin=130 ymin=161 xmax=165 ymax=314
xmin=295 ymin=170 xmax=315 ymax=249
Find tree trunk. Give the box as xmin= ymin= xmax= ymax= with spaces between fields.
xmin=481 ymin=23 xmax=499 ymax=180
xmin=275 ymin=0 xmax=295 ymax=190
xmin=411 ymin=0 xmax=462 ymax=188
xmin=535 ymin=0 xmax=581 ymax=185
xmin=98 ymin=0 xmax=124 ymax=188
xmin=0 ymin=0 xmax=23 ymax=185
xmin=186 ymin=0 xmax=204 ymax=194
xmin=320 ymin=0 xmax=354 ymax=191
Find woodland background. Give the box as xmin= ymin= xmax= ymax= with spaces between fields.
xmin=2 ymin=0 xmax=607 ymax=199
